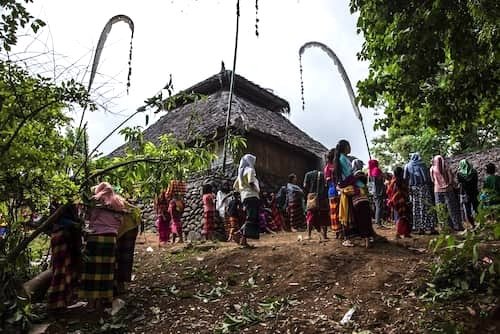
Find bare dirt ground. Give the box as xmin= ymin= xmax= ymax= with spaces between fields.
xmin=45 ymin=227 xmax=499 ymax=334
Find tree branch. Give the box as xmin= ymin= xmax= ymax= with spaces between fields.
xmin=7 ymin=205 xmax=65 ymax=263
xmin=82 ymin=157 xmax=163 ymax=187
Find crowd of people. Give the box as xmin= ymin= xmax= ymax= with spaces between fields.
xmin=43 ymin=141 xmax=499 ymax=314
xmin=154 ymin=139 xmax=500 ymax=250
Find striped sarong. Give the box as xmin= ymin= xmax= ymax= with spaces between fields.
xmin=202 ymin=210 xmax=215 ymax=235
xmin=329 ymin=196 xmax=341 ymax=232
xmin=115 ymin=227 xmax=138 ymax=283
xmin=287 ymin=198 xmax=305 ymax=229
xmin=79 ymin=234 xmax=116 ymax=301
xmin=47 ymin=229 xmax=80 ymax=309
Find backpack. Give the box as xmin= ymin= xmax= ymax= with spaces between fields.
xmin=276 ymin=186 xmax=287 ymax=211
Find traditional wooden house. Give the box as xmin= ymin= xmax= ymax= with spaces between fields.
xmin=112 ymin=67 xmax=328 ymax=238
xmin=117 ymin=67 xmax=327 ymax=183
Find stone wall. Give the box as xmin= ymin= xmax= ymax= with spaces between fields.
xmin=448 ymin=146 xmax=500 ymax=188
xmin=140 ymin=164 xmax=288 ymax=241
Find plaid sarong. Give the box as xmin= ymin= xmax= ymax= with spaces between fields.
xmin=115 ymin=228 xmax=138 ymax=282
xmin=47 ymin=229 xmax=80 ymax=309
xmin=79 ymin=234 xmax=116 ymax=301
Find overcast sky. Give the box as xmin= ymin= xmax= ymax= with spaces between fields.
xmin=17 ymin=0 xmax=379 ymax=162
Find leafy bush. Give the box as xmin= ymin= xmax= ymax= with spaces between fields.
xmin=422 ymin=205 xmax=500 ymax=301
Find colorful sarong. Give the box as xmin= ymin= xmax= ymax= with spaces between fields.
xmin=227 ymin=216 xmax=240 ymax=240
xmin=115 ymin=227 xmax=138 ymax=283
xmin=47 ymin=229 xmax=80 ymax=309
xmin=79 ymin=234 xmax=116 ymax=301
xmin=329 ymin=196 xmax=341 ymax=232
xmin=339 ymin=186 xmax=356 ymax=228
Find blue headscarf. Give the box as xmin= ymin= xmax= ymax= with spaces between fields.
xmin=404 ymin=153 xmax=429 ymax=186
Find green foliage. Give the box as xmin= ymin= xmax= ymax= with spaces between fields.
xmin=227 ymin=131 xmax=248 ymax=163
xmin=194 ymin=284 xmax=230 ymax=303
xmin=372 ymin=128 xmax=452 ymax=170
xmin=93 ymin=130 xmax=216 ymax=199
xmin=183 ymin=265 xmax=215 ymax=284
xmin=422 ymin=205 xmax=500 ymax=302
xmin=350 ymin=0 xmax=500 ymax=151
xmin=0 ymin=60 xmax=93 ymax=217
xmin=214 ymin=297 xmax=298 ymax=333
xmin=0 ymin=0 xmax=46 ymax=51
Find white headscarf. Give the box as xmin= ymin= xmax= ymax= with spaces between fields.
xmin=237 ymin=154 xmax=256 ymax=187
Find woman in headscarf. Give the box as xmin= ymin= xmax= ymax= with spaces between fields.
xmin=233 ymin=154 xmax=261 ymax=247
xmin=430 ymin=155 xmax=463 ymax=231
xmin=79 ymin=182 xmax=126 ymax=311
xmin=286 ymin=173 xmax=305 ymax=232
xmin=368 ymin=159 xmax=386 ymax=229
xmin=457 ymin=159 xmax=479 ymax=227
xmin=404 ymin=153 xmax=437 ymax=234
xmin=334 ymin=140 xmax=374 ymax=247
xmin=324 ymin=149 xmax=341 ymax=238
xmin=387 ymin=167 xmax=411 ymax=238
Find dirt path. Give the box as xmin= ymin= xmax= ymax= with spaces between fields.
xmin=47 ymin=228 xmax=499 ymax=334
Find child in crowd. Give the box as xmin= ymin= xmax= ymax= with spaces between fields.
xmin=155 ymin=191 xmax=171 ymax=247
xmin=202 ymin=183 xmax=216 ymax=241
xmin=387 ymin=167 xmax=411 ymax=238
xmin=481 ymin=163 xmax=500 ymax=206
xmin=169 ymin=193 xmax=184 ymax=243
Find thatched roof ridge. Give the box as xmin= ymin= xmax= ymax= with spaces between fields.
xmin=110 ymin=90 xmax=327 ymax=158
xmin=181 ymin=69 xmax=290 ymax=113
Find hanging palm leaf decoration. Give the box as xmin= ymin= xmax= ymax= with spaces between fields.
xmin=299 ymin=41 xmax=371 ymax=158
xmin=88 ymin=14 xmax=135 ymax=94
xmin=255 ymin=0 xmax=259 ymax=37
xmin=69 ymin=14 xmax=135 ymax=165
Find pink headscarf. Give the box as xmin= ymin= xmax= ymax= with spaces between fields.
xmin=92 ymin=182 xmax=125 ymax=211
xmin=431 ymin=155 xmax=451 ymax=186
xmin=368 ymin=159 xmax=382 ymax=177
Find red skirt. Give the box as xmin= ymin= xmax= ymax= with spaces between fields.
xmin=203 ymin=210 xmax=215 ymax=235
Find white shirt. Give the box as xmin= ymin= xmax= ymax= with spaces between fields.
xmin=216 ymin=190 xmax=229 ymax=217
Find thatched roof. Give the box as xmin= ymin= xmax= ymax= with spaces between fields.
xmin=111 ymin=70 xmax=327 ymax=158
xmin=183 ymin=69 xmax=290 ymax=113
